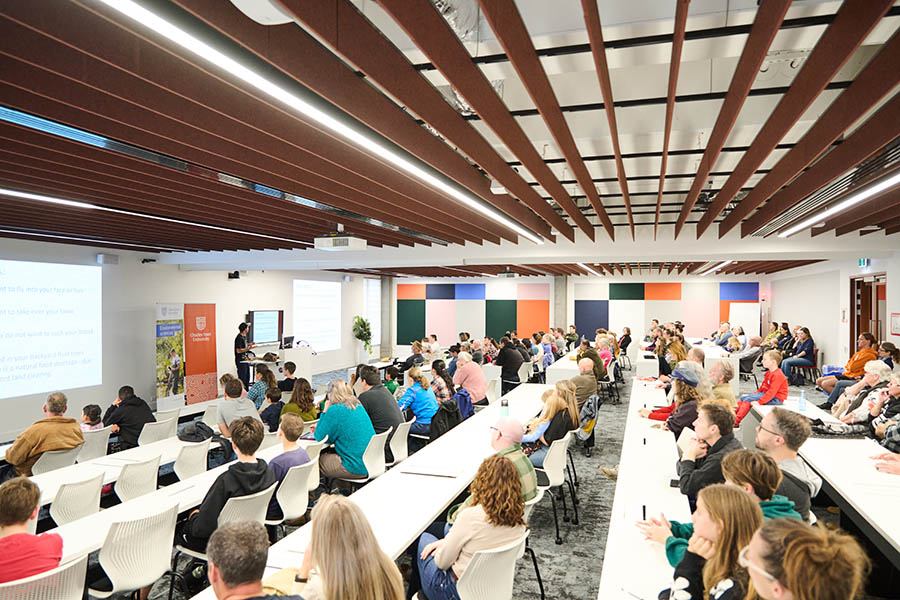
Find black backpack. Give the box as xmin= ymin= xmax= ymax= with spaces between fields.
xmin=178 ymin=420 xmax=234 ymax=462
xmin=428 ymin=399 xmax=462 ymax=442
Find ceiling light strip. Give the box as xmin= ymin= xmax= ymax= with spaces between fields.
xmin=576 ymin=262 xmax=602 ymax=277
xmin=95 ymin=0 xmax=544 ymax=245
xmin=0 ymin=226 xmax=184 ymax=252
xmin=700 ymin=260 xmax=733 ymax=276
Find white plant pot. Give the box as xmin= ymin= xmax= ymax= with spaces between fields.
xmin=358 ymin=340 xmax=370 ymax=365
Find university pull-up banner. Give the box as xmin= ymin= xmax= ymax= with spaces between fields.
xmin=184 ymin=303 xmax=218 ymax=405
xmin=155 ymin=303 xmax=185 ymax=408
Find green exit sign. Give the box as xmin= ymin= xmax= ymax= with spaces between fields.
xmin=859 ymin=258 xmax=870 ymax=267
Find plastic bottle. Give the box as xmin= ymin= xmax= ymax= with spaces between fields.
xmin=500 ymin=397 xmax=509 ymax=417
xmin=798 ymin=389 xmax=807 ymax=414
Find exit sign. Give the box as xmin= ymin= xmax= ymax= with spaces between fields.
xmin=859 ymin=258 xmax=870 ymax=267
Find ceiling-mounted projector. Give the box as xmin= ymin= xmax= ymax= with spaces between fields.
xmin=497 ymin=268 xmax=518 ymax=279
xmin=229 ymin=0 xmax=293 ymax=25
xmin=314 ymin=224 xmax=367 ymax=251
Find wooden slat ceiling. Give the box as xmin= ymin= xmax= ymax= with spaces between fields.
xmin=337 ymin=260 xmax=824 ymax=278
xmin=0 ymin=0 xmax=898 ymax=252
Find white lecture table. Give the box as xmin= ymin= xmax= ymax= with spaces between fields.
xmin=190 ymin=382 xmax=548 ymax=600
xmin=596 ymin=378 xmax=691 ymax=599
xmin=545 ymin=349 xmax=580 ymax=384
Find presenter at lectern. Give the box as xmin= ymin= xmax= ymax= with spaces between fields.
xmin=235 ymin=322 xmax=255 ymax=388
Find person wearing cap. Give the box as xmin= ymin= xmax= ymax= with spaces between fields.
xmin=445 ymin=417 xmax=537 ymax=525
xmin=676 ymin=403 xmax=743 ymax=501
xmin=638 ymin=366 xmax=703 ymax=439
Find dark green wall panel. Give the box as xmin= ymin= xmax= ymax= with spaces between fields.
xmin=485 ymin=300 xmax=517 ymax=340
xmin=396 ymin=300 xmax=425 ymax=345
xmin=609 ymin=283 xmax=645 ymax=300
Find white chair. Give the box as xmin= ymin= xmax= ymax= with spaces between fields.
xmin=265 ymin=459 xmax=317 ymax=537
xmin=0 ymin=554 xmax=88 ymax=600
xmin=259 ymin=430 xmax=280 ymax=450
xmin=304 ymin=435 xmax=327 ymax=492
xmin=114 ymin=456 xmax=161 ymax=503
xmin=137 ymin=418 xmax=177 ymax=446
xmin=334 ymin=428 xmax=392 ymax=487
xmin=485 ymin=379 xmax=499 ymax=405
xmin=154 ymin=408 xmax=181 ymax=423
xmin=88 ymin=503 xmax=179 ymax=598
xmin=201 ymin=404 xmax=218 ymax=428
xmin=535 ymin=432 xmax=577 ymax=544
xmin=480 ymin=363 xmax=501 ymax=381
xmin=517 ymin=362 xmax=532 ymax=386
xmin=31 ymin=444 xmax=84 ymax=475
xmin=387 ymin=419 xmax=414 ymax=467
xmin=455 ymin=532 xmax=529 ymax=600
xmin=173 ymin=438 xmax=211 ymax=481
xmin=77 ymin=426 xmax=112 ymax=463
xmin=49 ymin=472 xmax=103 ymax=526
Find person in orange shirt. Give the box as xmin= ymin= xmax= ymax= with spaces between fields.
xmin=816 ymin=332 xmax=879 ymax=410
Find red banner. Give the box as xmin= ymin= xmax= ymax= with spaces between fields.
xmin=184 ymin=303 xmax=217 ymax=404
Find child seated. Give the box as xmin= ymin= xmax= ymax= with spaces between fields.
xmin=81 ymin=404 xmax=104 ymax=432
xmin=0 ymin=477 xmax=62 ymax=583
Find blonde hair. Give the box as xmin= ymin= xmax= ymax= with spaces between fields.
xmin=698 ymin=484 xmax=762 ymax=595
xmin=668 ymin=340 xmax=687 ymax=364
xmin=411 ymin=341 xmax=423 ymax=352
xmin=406 ymin=366 xmax=430 ymax=391
xmin=308 ymin=495 xmax=404 ymax=600
xmin=764 ymin=349 xmax=783 ymax=366
xmin=326 ymin=379 xmax=359 ymax=410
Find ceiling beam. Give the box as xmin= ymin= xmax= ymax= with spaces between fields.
xmin=881 ymin=218 xmax=900 ymax=236
xmin=698 ymin=0 xmax=894 ymax=237
xmin=376 ymin=0 xmax=594 ymax=240
xmin=718 ymin=27 xmax=900 ymax=236
xmin=655 ymin=0 xmax=691 ymax=240
xmin=479 ymin=0 xmax=615 ymax=240
xmin=811 ymin=185 xmax=900 ymax=237
xmin=581 ymin=0 xmax=633 ymax=238
xmin=742 ymin=94 xmax=900 ymax=237
xmin=673 ymin=0 xmax=792 ymax=238
xmin=834 ymin=198 xmax=900 ymax=237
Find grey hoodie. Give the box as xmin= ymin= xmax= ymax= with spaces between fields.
xmin=778 ymin=456 xmax=822 ymax=497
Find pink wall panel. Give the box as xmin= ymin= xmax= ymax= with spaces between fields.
xmin=425 ymin=300 xmax=456 ymax=348
xmin=517 ymin=282 xmax=550 ymax=300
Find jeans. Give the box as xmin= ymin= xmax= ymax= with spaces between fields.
xmin=416 ymin=533 xmax=461 ymax=600
xmin=740 ymin=392 xmax=765 ymax=403
xmin=781 ymin=357 xmax=814 ymax=379
xmin=824 ymin=379 xmax=857 ymax=407
xmin=501 ymin=375 xmax=520 ymax=396
xmin=528 ymin=444 xmax=549 ymax=468
xmin=409 ymin=420 xmax=431 ymax=436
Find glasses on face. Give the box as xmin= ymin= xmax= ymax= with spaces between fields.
xmin=738 ymin=546 xmax=776 ymax=581
xmin=755 ymin=424 xmax=782 ymax=437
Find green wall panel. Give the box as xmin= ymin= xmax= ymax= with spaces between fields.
xmin=609 ymin=283 xmax=645 ymax=300
xmin=485 ymin=300 xmax=517 ymax=340
xmin=396 ymin=300 xmax=426 ymax=345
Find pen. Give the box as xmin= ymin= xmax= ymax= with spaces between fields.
xmin=643 ymin=438 xmax=646 ymax=445
xmin=642 ymin=505 xmax=646 ymax=521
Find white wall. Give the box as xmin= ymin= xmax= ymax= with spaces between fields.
xmin=0 ymin=238 xmax=372 ymax=442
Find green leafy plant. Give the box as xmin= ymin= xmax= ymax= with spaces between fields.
xmin=352 ymin=315 xmax=373 ymax=353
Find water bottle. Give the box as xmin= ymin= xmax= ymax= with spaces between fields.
xmin=500 ymin=397 xmax=509 ymax=417
xmin=798 ymin=389 xmax=807 ymax=414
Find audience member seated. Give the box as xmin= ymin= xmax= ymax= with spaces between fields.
xmin=281 ymin=377 xmax=318 ymax=422
xmin=3 ymin=392 xmax=83 ymax=479
xmin=618 ymin=327 xmax=632 ymax=355
xmin=708 ymin=361 xmax=736 ymax=409
xmin=577 ymin=339 xmax=607 ymax=381
xmin=832 ymin=372 xmax=900 ymax=442
xmin=552 ymin=328 xmax=567 ymax=357
xmin=259 ymin=387 xmax=285 ymax=433
xmin=659 ymin=484 xmax=762 ymax=600
xmin=446 ymin=345 xmax=460 ymax=377
xmin=408 ymin=454 xmax=527 ymax=600
xmin=398 ymin=367 xmax=439 ymax=437
xmin=829 ymin=360 xmax=891 ymax=422
xmin=639 ymin=367 xmax=701 ymax=439
xmin=641 ymin=449 xmax=799 ymax=568
xmin=247 ymin=363 xmax=277 ymax=411
xmin=879 ymin=341 xmax=900 ymax=371
xmin=760 ymin=321 xmax=780 ymax=350
xmin=470 ymin=340 xmax=484 ymax=365
xmin=314 ymin=380 xmax=376 ymax=482
xmin=177 ymin=417 xmax=276 ymax=552
xmin=540 ymin=333 xmax=556 ymax=371
xmin=483 ymin=337 xmax=499 ymax=363
xmin=429 ymin=360 xmax=456 ymax=402
xmin=565 ymin=325 xmax=579 ymax=350
xmin=775 ymin=322 xmax=793 ymax=352
xmin=427 ymin=334 xmax=442 ymax=360
xmin=677 ymin=404 xmax=743 ymax=499
xmin=447 ymin=417 xmax=538 ymax=524
xmin=570 ymin=358 xmax=599 ymax=411
xmin=384 ymin=366 xmax=401 ymax=395
xmin=522 ymin=381 xmax=579 ymax=467
xmin=452 ymin=351 xmax=488 ymax=406
xmin=659 ymin=349 xmax=713 ymax=398
xmin=206 ymin=521 xmax=304 ymax=600
xmin=726 ymin=336 xmax=743 ymax=353
xmin=102 ymin=385 xmax=156 ymax=450
xmin=743 ymin=519 xmax=870 ymax=600
xmin=80 ymin=404 xmax=104 ymax=432
xmin=266 ymin=414 xmax=311 ymax=522
xmin=816 ymin=332 xmax=878 ymax=409
xmin=219 ymin=373 xmax=246 ymax=398
xmin=277 ymin=361 xmax=297 ymax=392
xmin=740 ymin=350 xmax=787 ymax=405
xmin=357 ymin=366 xmax=404 ymax=463
xmin=731 ymin=325 xmax=747 ymax=347
xmin=495 ymin=336 xmax=526 ymax=394
xmin=780 ymin=327 xmax=814 ymax=380
xmin=400 ymin=341 xmax=426 ymax=373
xmin=754 ymin=408 xmax=821 ymax=521
xmin=596 ymin=337 xmax=614 ymax=370
xmin=712 ymin=321 xmax=732 ymax=347
xmin=217 ymin=379 xmax=263 ymax=438
xmin=0 ymin=477 xmax=62 ymax=583
xmin=734 ymin=336 xmax=763 ymax=374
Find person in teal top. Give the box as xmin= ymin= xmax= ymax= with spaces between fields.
xmin=638 ymin=449 xmax=801 ymax=567
xmin=398 ymin=367 xmax=439 ymax=436
xmin=314 ymin=379 xmax=375 ymax=479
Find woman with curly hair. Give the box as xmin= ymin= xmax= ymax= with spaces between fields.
xmin=408 ymin=454 xmax=527 ymax=600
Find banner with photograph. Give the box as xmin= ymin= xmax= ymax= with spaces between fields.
xmin=184 ymin=303 xmax=218 ymax=404
xmin=155 ymin=303 xmax=184 ymax=407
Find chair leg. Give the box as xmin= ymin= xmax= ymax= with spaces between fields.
xmin=559 ymin=485 xmax=569 ymax=523
xmin=168 ymin=551 xmax=184 ymax=600
xmin=525 ymin=544 xmax=546 ymax=600
xmin=547 ymin=489 xmax=562 ymax=544
xmin=567 ymin=449 xmax=579 ymax=489
xmin=566 ymin=476 xmax=579 ymax=525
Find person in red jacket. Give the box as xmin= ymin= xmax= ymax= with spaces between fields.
xmin=740 ymin=350 xmax=788 ymax=405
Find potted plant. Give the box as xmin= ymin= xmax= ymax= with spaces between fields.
xmin=352 ymin=315 xmax=373 ymax=363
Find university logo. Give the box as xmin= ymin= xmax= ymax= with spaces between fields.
xmin=196 ymin=316 xmax=206 ymax=331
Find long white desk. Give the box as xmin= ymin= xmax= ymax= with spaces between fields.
xmin=596 ymin=378 xmax=691 ymax=599
xmin=545 ymin=350 xmax=580 ymax=384
xmin=191 ymin=383 xmax=548 ymax=599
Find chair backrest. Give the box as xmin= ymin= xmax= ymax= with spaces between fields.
xmin=456 ymin=532 xmax=528 ymax=600
xmin=137 ymin=418 xmax=177 ymax=446
xmin=360 ymin=428 xmax=392 ymax=480
xmin=273 ymin=459 xmax=317 ymax=522
xmin=96 ymin=503 xmax=179 ymax=594
xmin=218 ymin=482 xmax=278 ymax=527
xmin=154 ymin=408 xmax=181 ymax=423
xmin=540 ymin=432 xmax=572 ymax=488
xmin=481 ymin=363 xmax=501 ymax=381
xmin=50 ymin=472 xmax=103 ymax=526
xmin=485 ymin=378 xmax=499 ymax=404
xmin=201 ymin=404 xmax=218 ymax=428
xmin=389 ymin=418 xmax=414 ymax=465
xmin=31 ymin=444 xmax=84 ymax=475
xmin=258 ymin=430 xmax=280 ymax=450
xmin=304 ymin=436 xmax=327 ymax=491
xmin=0 ymin=554 xmax=88 ymax=600
xmin=174 ymin=438 xmax=211 ymax=481
xmin=523 ymin=488 xmax=544 ymax=524
xmin=77 ymin=426 xmax=112 ymax=463
xmin=115 ymin=456 xmax=161 ymax=503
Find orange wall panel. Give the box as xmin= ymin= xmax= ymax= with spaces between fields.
xmin=645 ymin=282 xmax=682 ymax=300
xmin=397 ymin=284 xmax=426 ymax=300
xmin=517 ymin=300 xmax=550 ymax=338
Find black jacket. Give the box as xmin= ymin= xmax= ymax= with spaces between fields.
xmin=659 ymin=550 xmax=747 ymax=600
xmin=495 ymin=344 xmax=525 ymax=380
xmin=577 ymin=347 xmax=607 ymax=381
xmin=401 ymin=353 xmax=425 ymax=372
xmin=677 ymin=432 xmax=743 ymax=496
xmin=777 ymin=470 xmax=812 ymax=522
xmin=358 ymin=384 xmax=404 ymax=462
xmin=185 ymin=458 xmax=277 ymax=543
xmin=102 ymin=395 xmax=156 ymax=449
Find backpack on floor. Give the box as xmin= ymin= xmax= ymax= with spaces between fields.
xmin=788 ymin=371 xmax=806 ymax=386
